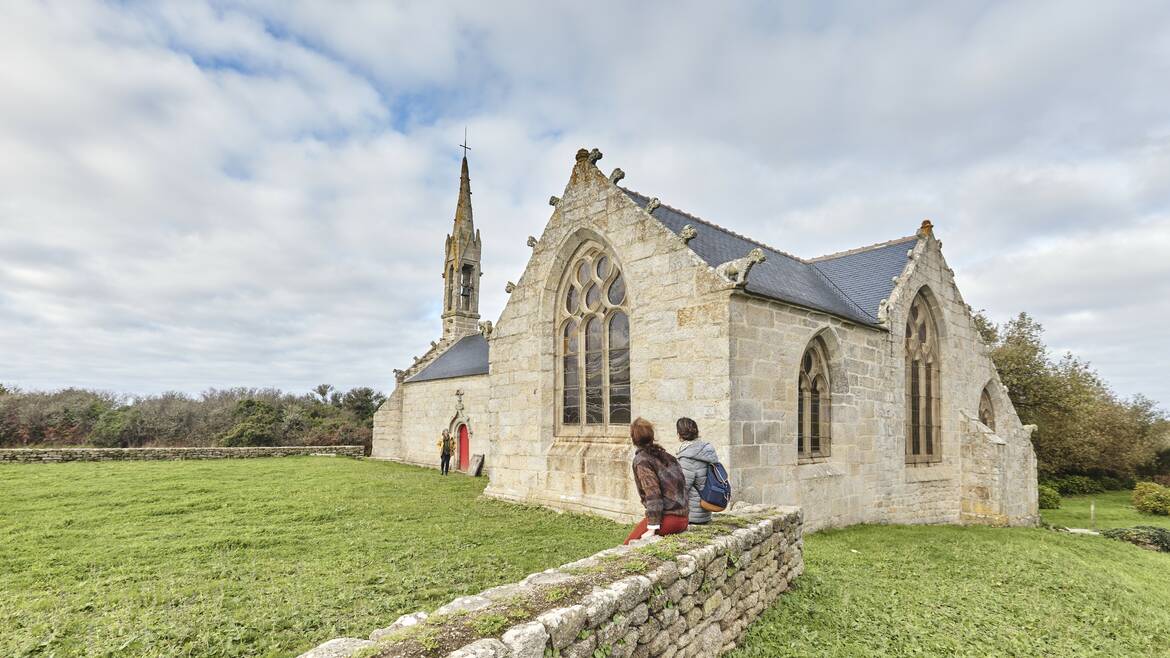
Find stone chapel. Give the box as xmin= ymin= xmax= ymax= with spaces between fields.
xmin=372 ymin=147 xmax=1039 ymax=530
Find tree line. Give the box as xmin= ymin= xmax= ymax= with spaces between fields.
xmin=0 ymin=384 xmax=384 ymax=454
xmin=2 ymin=312 xmax=1168 ymax=480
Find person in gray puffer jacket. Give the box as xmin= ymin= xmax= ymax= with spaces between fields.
xmin=675 ymin=417 xmax=719 ymax=525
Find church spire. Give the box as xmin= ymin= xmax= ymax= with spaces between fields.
xmin=454 ymin=155 xmax=474 ymax=235
xmin=441 ymin=152 xmax=483 ymax=342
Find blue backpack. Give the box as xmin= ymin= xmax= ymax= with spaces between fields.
xmin=698 ymin=461 xmax=731 ymax=512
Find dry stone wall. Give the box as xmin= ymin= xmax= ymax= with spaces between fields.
xmin=0 ymin=445 xmax=364 ymax=463
xmin=298 ymin=505 xmax=803 ymax=658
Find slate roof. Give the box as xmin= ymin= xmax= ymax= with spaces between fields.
xmin=621 ymin=189 xmax=916 ymax=327
xmin=407 ymin=333 xmax=490 ymax=383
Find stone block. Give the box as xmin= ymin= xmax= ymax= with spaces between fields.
xmin=502 ymin=621 xmax=550 ymax=658
xmin=369 ymin=611 xmax=428 ymax=641
xmin=296 ymin=638 xmax=374 ymax=658
xmin=538 ymin=605 xmax=587 ymax=650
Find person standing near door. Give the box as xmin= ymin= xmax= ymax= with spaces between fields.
xmin=438 ymin=429 xmax=454 ymax=475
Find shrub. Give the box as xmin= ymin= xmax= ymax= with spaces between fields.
xmin=1094 ymin=475 xmax=1135 ymax=491
xmin=1037 ymin=485 xmax=1061 ymax=509
xmin=1132 ymin=482 xmax=1170 ymax=515
xmin=1044 ymin=475 xmax=1105 ymax=496
xmin=1102 ymin=526 xmax=1170 ymax=552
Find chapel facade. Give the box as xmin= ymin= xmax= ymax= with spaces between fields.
xmin=372 ymin=148 xmax=1039 ymax=530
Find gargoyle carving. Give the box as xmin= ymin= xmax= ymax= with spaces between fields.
xmin=609 ymin=168 xmax=625 ymax=184
xmin=478 ymin=320 xmax=494 ymax=338
xmin=505 ymin=281 xmax=516 ymax=294
xmin=549 ymin=196 xmax=561 ymax=207
xmin=588 ymin=148 xmax=603 ymax=164
xmin=393 ymin=369 xmax=406 ymax=384
xmin=680 ymin=224 xmax=698 ymax=244
xmin=645 ymin=197 xmax=661 ymax=214
xmin=526 ymin=236 xmax=538 ymax=248
xmin=716 ymin=248 xmax=766 ymax=287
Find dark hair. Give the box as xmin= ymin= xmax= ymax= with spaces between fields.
xmin=676 ymin=417 xmax=699 ymax=441
xmin=630 ymin=418 xmax=668 ymax=457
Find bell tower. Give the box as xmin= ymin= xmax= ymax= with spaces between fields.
xmin=441 ymin=154 xmax=482 ymax=341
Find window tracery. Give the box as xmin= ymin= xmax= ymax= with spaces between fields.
xmin=798 ymin=337 xmax=831 ymax=461
xmin=558 ymin=244 xmax=630 ymax=432
xmin=906 ymin=292 xmax=942 ymax=463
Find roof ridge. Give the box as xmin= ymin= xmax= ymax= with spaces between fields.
xmin=809 ymin=235 xmax=919 ymax=262
xmin=619 ymin=186 xmax=810 ymax=264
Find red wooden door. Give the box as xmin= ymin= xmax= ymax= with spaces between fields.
xmin=458 ymin=425 xmax=470 ymax=471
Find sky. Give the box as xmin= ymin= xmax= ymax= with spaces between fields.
xmin=1 ymin=1 xmax=1168 ymax=407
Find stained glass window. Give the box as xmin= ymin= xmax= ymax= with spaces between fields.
xmin=798 ymin=337 xmax=831 ymax=461
xmin=906 ymin=292 xmax=942 ymax=463
xmin=558 ymin=244 xmax=631 ymax=431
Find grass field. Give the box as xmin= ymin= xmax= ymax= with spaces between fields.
xmin=3 ymin=459 xmax=1168 ymax=658
xmin=731 ymin=524 xmax=1170 ymax=657
xmin=0 ymin=458 xmax=624 ymax=658
xmin=1041 ymin=489 xmax=1170 ymax=531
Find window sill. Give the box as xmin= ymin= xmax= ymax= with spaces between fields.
xmin=904 ymin=462 xmax=954 ymax=483
xmin=798 ymin=462 xmax=846 ymax=481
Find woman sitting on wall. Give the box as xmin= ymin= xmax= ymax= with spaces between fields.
xmin=675 ymin=417 xmax=718 ymax=526
xmin=625 ymin=417 xmax=689 ymax=544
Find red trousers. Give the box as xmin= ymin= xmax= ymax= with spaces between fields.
xmin=624 ymin=514 xmax=688 ymax=544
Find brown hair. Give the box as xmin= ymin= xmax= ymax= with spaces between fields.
xmin=676 ymin=417 xmax=699 ymax=441
xmin=631 ymin=418 xmax=668 ymax=457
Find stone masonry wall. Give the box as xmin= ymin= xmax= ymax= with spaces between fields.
xmin=482 ymin=151 xmax=736 ymax=521
xmin=0 ymin=445 xmax=364 ymax=463
xmin=728 ymin=231 xmax=1038 ymax=530
xmin=298 ymin=505 xmax=803 ymax=658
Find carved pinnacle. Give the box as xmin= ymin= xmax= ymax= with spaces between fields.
xmin=588 ymin=148 xmax=603 ymax=164
xmin=680 ymin=224 xmax=698 ymax=244
xmin=609 ymin=168 xmax=625 ymax=184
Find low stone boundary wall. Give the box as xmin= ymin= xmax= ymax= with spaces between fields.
xmin=0 ymin=445 xmax=365 ymax=463
xmin=300 ymin=504 xmax=803 ymax=658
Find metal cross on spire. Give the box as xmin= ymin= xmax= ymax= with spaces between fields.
xmin=459 ymin=127 xmax=471 ymax=157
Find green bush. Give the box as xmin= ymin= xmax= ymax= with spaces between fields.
xmin=1102 ymin=526 xmax=1170 ymax=552
xmin=1094 ymin=475 xmax=1135 ymax=491
xmin=1133 ymin=482 xmax=1170 ymax=516
xmin=1037 ymin=485 xmax=1061 ymax=509
xmin=1044 ymin=475 xmax=1105 ymax=496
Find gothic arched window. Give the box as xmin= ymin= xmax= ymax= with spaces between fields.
xmin=797 ymin=337 xmax=831 ymax=461
xmin=558 ymin=244 xmax=630 ymax=431
xmin=979 ymin=386 xmax=996 ymax=432
xmin=906 ymin=291 xmax=942 ymax=464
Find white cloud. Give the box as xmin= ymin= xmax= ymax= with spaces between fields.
xmin=0 ymin=0 xmax=1168 ymax=407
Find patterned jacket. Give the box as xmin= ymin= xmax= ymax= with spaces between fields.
xmin=437 ymin=435 xmax=455 ymax=455
xmin=632 ymin=447 xmax=689 ymax=525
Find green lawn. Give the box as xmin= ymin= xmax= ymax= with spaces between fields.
xmin=732 ymin=525 xmax=1170 ymax=657
xmin=1041 ymin=490 xmax=1170 ymax=530
xmin=0 ymin=458 xmax=625 ymax=658
xmin=4 ymin=460 xmax=1169 ymax=658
